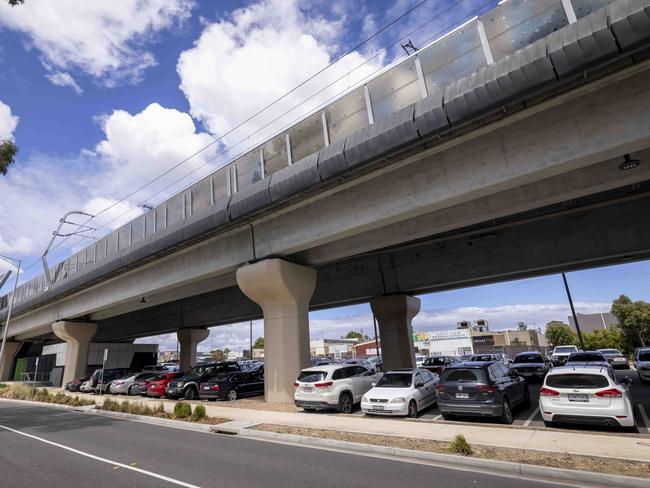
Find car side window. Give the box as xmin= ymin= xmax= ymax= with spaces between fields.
xmin=332 ymin=369 xmax=344 ymax=380
xmin=487 ymin=365 xmax=499 ymax=381
xmin=421 ymin=370 xmax=433 ymax=383
xmin=353 ymin=366 xmax=367 ymax=376
xmin=415 ymin=372 xmax=424 ymax=386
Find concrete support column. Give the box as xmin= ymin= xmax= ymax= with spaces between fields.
xmin=236 ymin=259 xmax=316 ymax=404
xmin=0 ymin=341 xmax=20 ymax=381
xmin=177 ymin=328 xmax=209 ymax=371
xmin=52 ymin=321 xmax=97 ymax=385
xmin=370 ymin=295 xmax=420 ymax=371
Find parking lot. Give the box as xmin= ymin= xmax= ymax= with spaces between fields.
xmin=325 ymin=368 xmax=650 ymax=435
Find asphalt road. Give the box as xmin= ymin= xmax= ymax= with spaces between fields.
xmin=0 ymin=402 xmax=573 ymax=488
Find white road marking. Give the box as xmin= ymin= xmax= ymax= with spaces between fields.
xmin=433 ymin=415 xmax=442 ymax=420
xmin=523 ymin=407 xmax=540 ymax=427
xmin=0 ymin=424 xmax=203 ymax=488
xmin=637 ymin=404 xmax=650 ymax=433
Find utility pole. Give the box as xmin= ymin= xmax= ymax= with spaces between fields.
xmin=562 ymin=273 xmax=585 ymax=350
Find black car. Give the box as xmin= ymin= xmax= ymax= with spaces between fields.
xmin=421 ymin=356 xmax=457 ymax=376
xmin=166 ymin=361 xmax=241 ymax=400
xmin=88 ymin=368 xmax=136 ymax=394
xmin=64 ymin=373 xmax=91 ymax=392
xmin=436 ymin=361 xmax=530 ymax=424
xmin=200 ymin=369 xmax=265 ymax=401
xmin=511 ymin=352 xmax=551 ymax=380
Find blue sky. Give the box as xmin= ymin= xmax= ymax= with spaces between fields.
xmin=0 ymin=0 xmax=647 ymax=352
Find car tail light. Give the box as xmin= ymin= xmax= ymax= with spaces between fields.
xmin=315 ymin=381 xmax=333 ymax=389
xmin=293 ymin=382 xmax=299 ymax=389
xmin=539 ymin=387 xmax=560 ymax=396
xmin=478 ymin=385 xmax=497 ymax=392
xmin=435 ymin=385 xmax=446 ymax=392
xmin=210 ymin=385 xmax=220 ymax=391
xmin=595 ymin=388 xmax=622 ymax=398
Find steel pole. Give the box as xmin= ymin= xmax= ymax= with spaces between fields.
xmin=562 ymin=272 xmax=585 ymax=350
xmin=0 ymin=259 xmax=21 ymax=380
xmin=249 ymin=320 xmax=253 ymax=360
xmin=373 ymin=315 xmax=381 ymax=360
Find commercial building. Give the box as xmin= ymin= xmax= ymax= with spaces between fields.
xmin=413 ymin=329 xmax=474 ymax=357
xmin=568 ymin=312 xmax=618 ymax=333
xmin=310 ymin=338 xmax=358 ymax=359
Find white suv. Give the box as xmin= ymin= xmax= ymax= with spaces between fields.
xmin=294 ymin=364 xmax=378 ymax=413
xmin=539 ymin=365 xmax=634 ymax=429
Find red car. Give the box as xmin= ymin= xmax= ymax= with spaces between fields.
xmin=146 ymin=372 xmax=184 ymax=397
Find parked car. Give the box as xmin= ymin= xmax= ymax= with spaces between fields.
xmin=161 ymin=363 xmax=179 ymax=372
xmin=597 ymin=349 xmax=629 ymax=369
xmin=143 ymin=365 xmax=171 ymax=372
xmin=147 ymin=372 xmax=184 ymax=398
xmin=436 ymin=361 xmax=529 ymax=424
xmin=366 ymin=356 xmax=383 ymax=372
xmin=109 ymin=372 xmax=158 ymax=395
xmin=166 ymin=362 xmax=241 ymax=400
xmin=511 ymin=352 xmax=551 ymax=380
xmin=80 ymin=381 xmax=93 ymax=393
xmin=565 ymin=351 xmax=609 ymax=367
xmin=634 ymin=348 xmax=650 ymax=384
xmin=130 ymin=372 xmax=163 ymax=396
xmin=343 ymin=358 xmax=376 ymax=374
xmin=539 ymin=365 xmax=634 ymax=429
xmin=459 ymin=354 xmax=473 ymax=362
xmin=310 ymin=357 xmax=333 ymax=367
xmin=421 ymin=356 xmax=457 ymax=376
xmin=415 ymin=355 xmax=426 ymax=367
xmin=361 ymin=368 xmax=438 ymax=417
xmin=88 ymin=368 xmax=135 ymax=394
xmin=551 ymin=345 xmax=580 ymax=366
xmin=64 ymin=374 xmax=91 ymax=392
xmin=294 ymin=364 xmax=378 ymax=413
xmin=468 ymin=354 xmax=512 ymax=368
xmin=200 ymin=369 xmax=264 ymax=401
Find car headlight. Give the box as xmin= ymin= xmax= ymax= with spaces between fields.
xmin=362 ymin=395 xmax=368 ymax=403
xmin=389 ymin=397 xmax=406 ymax=404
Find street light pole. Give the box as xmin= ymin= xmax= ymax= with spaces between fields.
xmin=0 ymin=254 xmax=21 ymax=379
xmin=562 ymin=272 xmax=585 ymax=350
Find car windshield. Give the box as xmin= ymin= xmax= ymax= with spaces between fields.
xmin=298 ymin=371 xmax=327 ymax=383
xmin=554 ymin=346 xmax=576 ymax=353
xmin=375 ymin=373 xmax=412 ymax=388
xmin=599 ymin=349 xmax=621 ymax=355
xmin=546 ymin=374 xmax=609 ymax=388
xmin=469 ymin=355 xmax=494 ymax=362
xmin=638 ymin=352 xmax=650 ymax=361
xmin=423 ymin=357 xmax=445 ymax=366
xmin=568 ymin=353 xmax=605 ymax=362
xmin=514 ymin=354 xmax=543 ymax=364
xmin=441 ymin=369 xmax=481 ymax=383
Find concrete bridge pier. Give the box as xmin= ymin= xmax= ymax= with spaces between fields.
xmin=370 ymin=295 xmax=420 ymax=371
xmin=52 ymin=321 xmax=97 ymax=385
xmin=177 ymin=328 xmax=209 ymax=371
xmin=0 ymin=341 xmax=20 ymax=381
xmin=236 ymin=259 xmax=316 ymax=404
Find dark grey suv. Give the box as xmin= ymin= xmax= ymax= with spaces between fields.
xmin=436 ymin=361 xmax=530 ymax=424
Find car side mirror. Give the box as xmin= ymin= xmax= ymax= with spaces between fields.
xmin=415 ymin=382 xmax=424 ymax=388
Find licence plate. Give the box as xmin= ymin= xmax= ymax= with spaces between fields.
xmin=371 ymin=405 xmax=384 ymax=411
xmin=301 ymin=386 xmax=313 ymax=392
xmin=455 ymin=393 xmax=469 ymax=399
xmin=202 ymin=386 xmax=211 ymax=390
xmin=568 ymin=394 xmax=589 ymax=402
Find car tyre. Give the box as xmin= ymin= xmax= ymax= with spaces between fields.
xmin=441 ymin=412 xmax=454 ymax=421
xmin=407 ymin=400 xmax=418 ymax=418
xmin=127 ymin=386 xmax=134 ymax=396
xmin=184 ymin=387 xmax=197 ymax=401
xmin=522 ymin=386 xmax=531 ymax=409
xmin=227 ymin=389 xmax=238 ymax=401
xmin=338 ymin=392 xmax=353 ymax=414
xmin=500 ymin=398 xmax=513 ymax=425
xmin=543 ymin=420 xmax=555 ymax=428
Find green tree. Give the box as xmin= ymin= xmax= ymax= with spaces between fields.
xmin=0 ymin=140 xmax=18 ymax=175
xmin=341 ymin=330 xmax=369 ymax=341
xmin=545 ymin=321 xmax=577 ymax=347
xmin=253 ymin=337 xmax=264 ymax=349
xmin=611 ymin=295 xmax=650 ymax=348
xmin=210 ymin=348 xmax=230 ymax=361
xmin=582 ymin=328 xmax=625 ymax=352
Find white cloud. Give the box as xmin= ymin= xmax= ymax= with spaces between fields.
xmin=0 ymin=0 xmax=194 ymax=87
xmin=177 ymin=0 xmax=381 ymax=149
xmin=46 ymin=71 xmax=83 ymax=95
xmin=0 ymin=99 xmax=18 ymax=139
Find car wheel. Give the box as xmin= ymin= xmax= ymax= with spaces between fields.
xmin=338 ymin=392 xmax=353 ymax=414
xmin=500 ymin=399 xmax=513 ymax=425
xmin=441 ymin=412 xmax=454 ymax=421
xmin=127 ymin=386 xmax=134 ymax=396
xmin=522 ymin=386 xmax=531 ymax=409
xmin=543 ymin=420 xmax=555 ymax=428
xmin=226 ymin=389 xmax=238 ymax=401
xmin=407 ymin=400 xmax=418 ymax=418
xmin=184 ymin=387 xmax=197 ymax=401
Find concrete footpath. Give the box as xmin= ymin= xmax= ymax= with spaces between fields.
xmin=57 ymin=390 xmax=650 ymax=463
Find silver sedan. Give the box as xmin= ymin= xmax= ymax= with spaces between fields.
xmin=109 ymin=372 xmax=158 ymax=395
